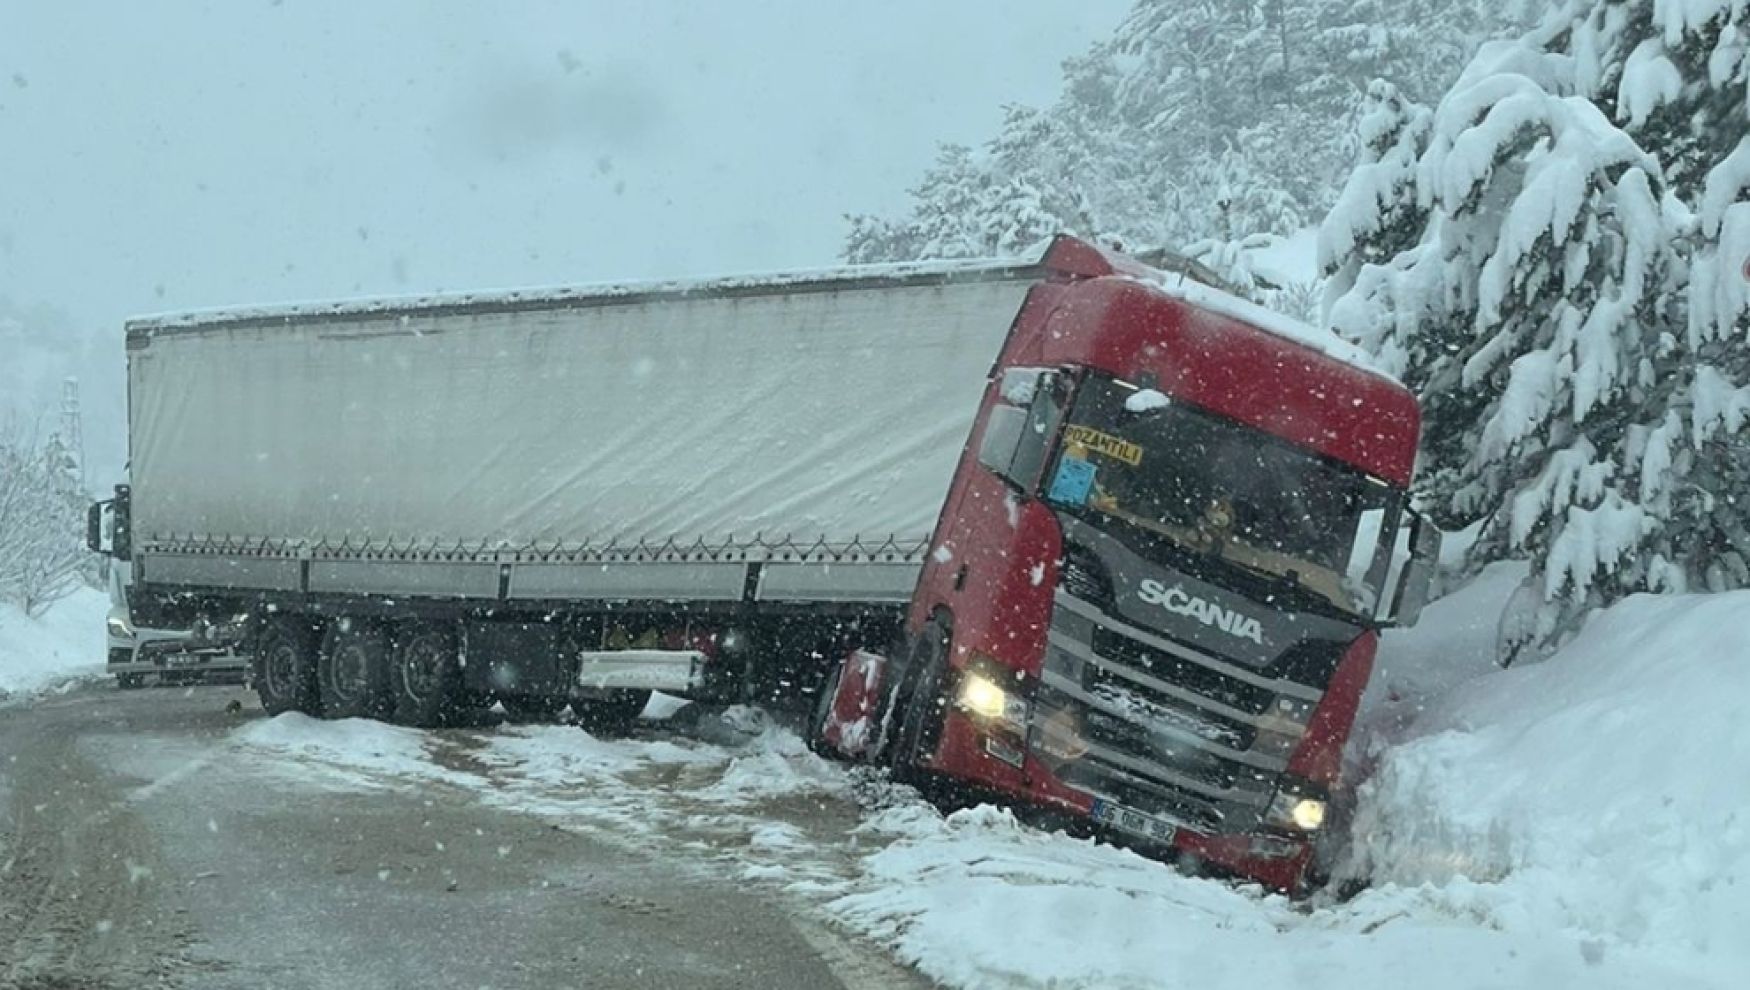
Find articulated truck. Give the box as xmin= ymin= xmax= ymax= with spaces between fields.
xmin=90 ymin=236 xmax=1436 ymax=891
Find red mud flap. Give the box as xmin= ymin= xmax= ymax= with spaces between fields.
xmin=818 ymin=649 xmax=888 ymax=759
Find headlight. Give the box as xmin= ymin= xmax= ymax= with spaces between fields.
xmin=1264 ymin=782 xmax=1328 ymax=832
xmin=1288 ymin=797 xmax=1327 ymax=830
xmin=958 ymin=672 xmax=1009 ymax=719
xmin=107 ymin=615 xmax=133 ymax=639
xmin=955 ymin=664 xmax=1030 ymax=729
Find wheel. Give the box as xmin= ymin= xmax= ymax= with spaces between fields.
xmin=500 ymin=695 xmax=567 ymax=724
xmin=889 ymin=621 xmax=952 ymax=780
xmin=256 ymin=616 xmax=323 ymax=716
xmin=318 ymin=619 xmax=394 ymax=720
xmin=571 ymin=690 xmax=651 ymax=735
xmin=390 ymin=623 xmax=462 ymax=728
xmin=116 ymin=674 xmax=146 ymax=690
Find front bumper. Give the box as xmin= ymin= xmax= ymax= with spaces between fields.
xmin=108 ymin=628 xmax=250 ymax=675
xmin=929 ymin=707 xmax=1316 ymax=891
xmin=923 ymin=584 xmax=1341 ymax=892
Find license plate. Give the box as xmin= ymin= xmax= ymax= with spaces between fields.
xmin=1091 ymin=798 xmax=1177 ymax=846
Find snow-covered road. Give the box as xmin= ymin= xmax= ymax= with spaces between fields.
xmin=5 ymin=574 xmax=1740 ymax=988
xmin=233 ymin=680 xmax=1731 ymax=990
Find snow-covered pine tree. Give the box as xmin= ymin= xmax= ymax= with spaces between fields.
xmin=1572 ymin=0 xmax=1750 ymax=598
xmin=846 ymin=0 xmax=1535 ymax=264
xmin=1320 ymin=79 xmax=1435 ymax=376
xmin=1324 ymin=0 xmax=1750 ymax=654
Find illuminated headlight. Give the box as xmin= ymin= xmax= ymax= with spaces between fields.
xmin=958 ymin=673 xmax=1014 ymax=720
xmin=955 ymin=666 xmax=1030 ymax=730
xmin=1264 ymin=788 xmax=1328 ymax=832
xmin=107 ymin=615 xmax=134 ymax=640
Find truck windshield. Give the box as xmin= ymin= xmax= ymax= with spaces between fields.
xmin=1043 ymin=373 xmax=1401 ymax=619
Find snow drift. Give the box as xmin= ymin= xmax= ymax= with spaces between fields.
xmin=0 ymin=586 xmax=108 ymax=701
xmin=1346 ymin=588 xmax=1750 ymax=985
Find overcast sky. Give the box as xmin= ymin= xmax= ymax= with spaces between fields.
xmin=1 ymin=1 xmax=1127 ymax=478
xmin=1 ymin=0 xmax=1127 ymax=334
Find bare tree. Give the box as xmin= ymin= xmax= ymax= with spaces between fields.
xmin=0 ymin=421 xmax=89 ymax=617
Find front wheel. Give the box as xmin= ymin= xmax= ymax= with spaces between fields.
xmin=889 ymin=622 xmax=951 ymax=782
xmin=116 ymin=674 xmax=146 ymax=690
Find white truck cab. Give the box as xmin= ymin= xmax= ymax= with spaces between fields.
xmin=93 ymin=495 xmax=250 ymax=688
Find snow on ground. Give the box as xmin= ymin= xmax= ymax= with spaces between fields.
xmin=1357 ymin=558 xmax=1530 ymax=744
xmin=0 ymin=586 xmax=109 ymax=702
xmin=234 ymin=713 xmax=470 ymax=791
xmin=1345 ymin=589 xmax=1750 ymax=988
xmin=223 ymin=575 xmax=1737 ymax=989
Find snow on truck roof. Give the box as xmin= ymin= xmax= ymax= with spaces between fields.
xmin=124 ymin=235 xmax=1387 ymax=382
xmin=123 ymin=254 xmax=1046 ymax=334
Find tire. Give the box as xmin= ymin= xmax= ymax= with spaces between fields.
xmin=890 ymin=621 xmax=952 ymax=781
xmin=571 ymin=690 xmax=651 ymax=735
xmin=318 ymin=619 xmax=394 ymax=720
xmin=390 ymin=623 xmax=463 ymax=728
xmin=256 ymin=616 xmax=322 ymax=716
xmin=500 ymin=695 xmax=568 ymax=724
xmin=116 ymin=674 xmax=146 ymax=690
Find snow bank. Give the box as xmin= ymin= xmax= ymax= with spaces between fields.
xmin=1347 ymin=589 xmax=1750 ymax=986
xmin=1357 ymin=559 xmax=1529 ymax=740
xmin=829 ymin=800 xmax=1709 ymax=990
xmin=0 ymin=586 xmax=109 ymax=701
xmin=698 ymin=726 xmax=848 ymax=804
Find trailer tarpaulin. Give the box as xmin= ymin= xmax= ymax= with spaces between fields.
xmin=128 ymin=268 xmax=1035 ymax=601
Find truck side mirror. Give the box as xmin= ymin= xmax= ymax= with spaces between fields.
xmin=977 ymin=404 xmax=1029 ymax=479
xmin=977 ymin=369 xmax=1063 ymax=493
xmin=87 ymin=501 xmax=107 ymax=553
xmin=1392 ymin=511 xmax=1442 ymax=626
xmin=115 ymin=485 xmax=132 ymax=562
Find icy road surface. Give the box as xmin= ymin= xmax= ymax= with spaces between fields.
xmin=3 ymin=677 xmax=1723 ymax=989
xmin=0 ymin=686 xmax=922 ymax=990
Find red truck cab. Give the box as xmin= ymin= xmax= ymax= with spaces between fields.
xmin=819 ymin=237 xmax=1436 ymax=893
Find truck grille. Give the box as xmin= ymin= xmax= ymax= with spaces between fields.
xmin=1090 ymin=626 xmax=1273 ymax=721
xmin=1041 ymin=590 xmax=1313 ymax=832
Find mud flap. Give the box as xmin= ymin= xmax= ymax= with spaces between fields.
xmin=819 ymin=649 xmax=888 ymax=759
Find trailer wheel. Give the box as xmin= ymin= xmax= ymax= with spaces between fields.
xmin=319 ymin=619 xmax=394 ymax=720
xmin=256 ymin=616 xmax=322 ymax=716
xmin=571 ymin=690 xmax=650 ymax=736
xmin=391 ymin=624 xmax=462 ymax=728
xmin=890 ymin=621 xmax=951 ymax=781
xmin=500 ymin=695 xmax=567 ymax=724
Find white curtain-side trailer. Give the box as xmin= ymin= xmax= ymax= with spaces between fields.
xmin=114 ymin=259 xmax=1042 ymax=724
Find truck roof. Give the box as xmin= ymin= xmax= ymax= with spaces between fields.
xmin=123 ymin=255 xmax=1047 ymax=338
xmin=123 ymin=238 xmax=1391 ymax=389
